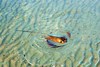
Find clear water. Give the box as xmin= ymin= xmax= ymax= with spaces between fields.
xmin=0 ymin=0 xmax=100 ymax=67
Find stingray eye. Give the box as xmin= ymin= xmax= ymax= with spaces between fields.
xmin=59 ymin=41 xmax=63 ymax=43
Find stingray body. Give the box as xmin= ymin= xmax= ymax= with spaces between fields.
xmin=45 ymin=36 xmax=67 ymax=44
xmin=46 ymin=40 xmax=64 ymax=48
xmin=45 ymin=36 xmax=67 ymax=48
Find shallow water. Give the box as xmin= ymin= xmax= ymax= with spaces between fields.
xmin=0 ymin=0 xmax=100 ymax=67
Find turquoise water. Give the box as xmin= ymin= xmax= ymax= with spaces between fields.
xmin=0 ymin=0 xmax=100 ymax=67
